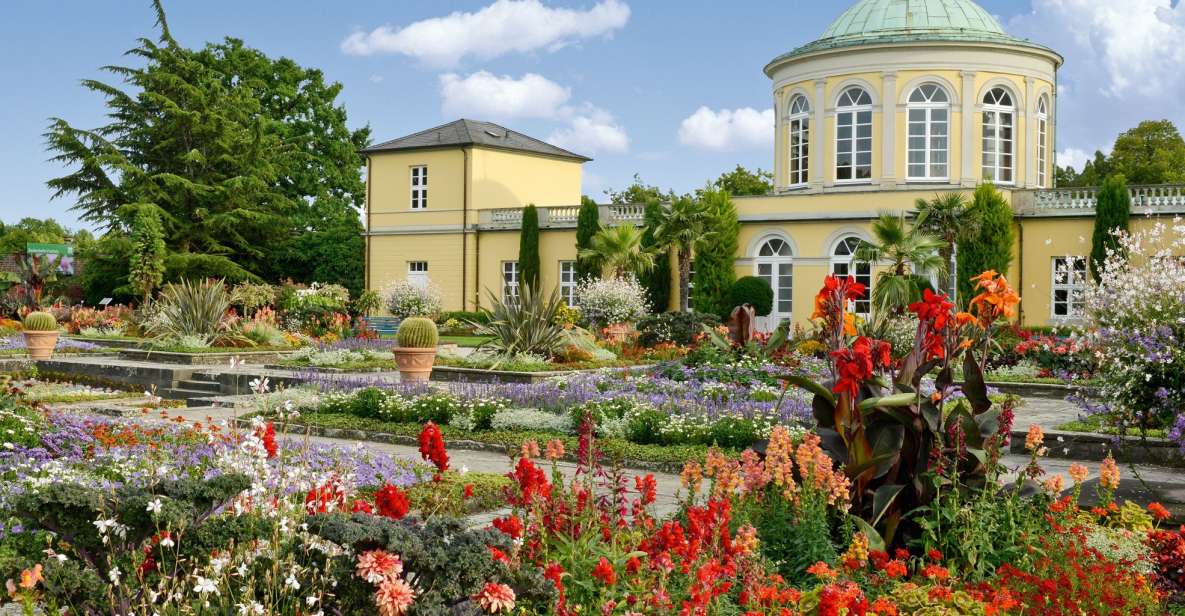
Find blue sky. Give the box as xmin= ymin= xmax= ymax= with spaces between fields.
xmin=3 ymin=0 xmax=1184 ymax=230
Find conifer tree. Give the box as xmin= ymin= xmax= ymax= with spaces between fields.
xmin=575 ymin=196 xmax=601 ymax=281
xmin=956 ymin=184 xmax=1014 ymax=307
xmin=518 ymin=204 xmax=540 ymax=291
xmin=691 ymin=188 xmax=739 ymax=317
xmin=128 ymin=207 xmax=166 ymax=304
xmin=1090 ymin=175 xmax=1131 ymax=281
xmin=638 ymin=199 xmax=671 ymax=311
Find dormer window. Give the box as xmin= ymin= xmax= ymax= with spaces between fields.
xmin=836 ymin=87 xmax=873 ymax=182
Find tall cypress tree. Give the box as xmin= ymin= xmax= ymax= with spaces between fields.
xmin=638 ymin=199 xmax=671 ymax=311
xmin=691 ymin=188 xmax=739 ymax=317
xmin=519 ymin=204 xmax=540 ymax=291
xmin=128 ymin=207 xmax=166 ymax=304
xmin=575 ymin=196 xmax=601 ymax=281
xmin=956 ymin=183 xmax=1014 ymax=308
xmin=1090 ymin=174 xmax=1131 ymax=281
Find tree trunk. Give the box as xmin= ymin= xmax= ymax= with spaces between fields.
xmin=678 ymin=248 xmax=691 ymax=312
xmin=939 ymin=243 xmax=954 ymax=300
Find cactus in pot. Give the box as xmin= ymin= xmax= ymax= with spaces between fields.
xmin=22 ymin=311 xmax=60 ymax=360
xmin=393 ymin=316 xmax=439 ymax=382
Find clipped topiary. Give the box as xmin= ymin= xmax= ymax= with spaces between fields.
xmin=396 ymin=317 xmax=438 ymax=348
xmin=22 ymin=311 xmax=58 ymax=331
xmin=729 ymin=276 xmax=774 ymax=317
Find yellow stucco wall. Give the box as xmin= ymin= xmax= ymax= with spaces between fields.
xmin=469 ymin=148 xmax=583 ymax=209
xmin=368 ymin=149 xmax=466 ymax=229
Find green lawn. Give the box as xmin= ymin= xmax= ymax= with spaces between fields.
xmin=438 ymin=335 xmax=491 ymax=347
xmin=1057 ymin=413 xmax=1169 ymax=438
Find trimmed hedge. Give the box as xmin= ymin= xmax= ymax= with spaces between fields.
xmin=730 ymin=276 xmax=774 ymax=317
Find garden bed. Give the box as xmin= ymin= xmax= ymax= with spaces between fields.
xmin=118 ymin=347 xmax=300 ymax=365
xmin=429 ymin=362 xmax=650 ymax=384
xmin=1010 ymin=426 xmax=1184 ymax=466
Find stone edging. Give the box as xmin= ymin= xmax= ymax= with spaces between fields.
xmin=241 ymin=418 xmax=686 ymax=474
xmin=1010 ymin=427 xmax=1183 ymax=467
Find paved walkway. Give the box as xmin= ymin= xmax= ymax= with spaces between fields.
xmin=1014 ymin=395 xmax=1084 ymax=431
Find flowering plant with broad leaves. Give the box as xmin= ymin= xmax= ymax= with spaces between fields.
xmin=783 ymin=272 xmax=1018 ymax=548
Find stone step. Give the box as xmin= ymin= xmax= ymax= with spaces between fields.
xmin=177 ymin=379 xmax=222 ymax=393
xmin=158 ymin=387 xmax=226 ymax=402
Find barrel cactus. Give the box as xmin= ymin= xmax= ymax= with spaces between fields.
xmin=396 ymin=317 xmax=438 ymax=348
xmin=22 ymin=311 xmax=57 ymax=331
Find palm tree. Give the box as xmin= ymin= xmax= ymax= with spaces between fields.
xmin=854 ymin=211 xmax=946 ymax=314
xmin=578 ymin=224 xmax=656 ymax=279
xmin=913 ymin=192 xmax=982 ymax=302
xmin=654 ymin=194 xmax=715 ymax=312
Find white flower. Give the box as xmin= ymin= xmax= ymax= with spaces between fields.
xmin=160 ymin=535 xmax=175 ymax=548
xmin=306 ymin=596 xmax=318 ymax=606
xmin=146 ymin=498 xmax=163 ymax=515
xmin=210 ymin=554 xmax=230 ymax=575
xmin=285 ymin=573 xmax=300 ymax=590
xmin=109 ymin=566 xmax=122 ymax=587
xmin=249 ymin=377 xmax=271 ymax=394
xmin=460 ymin=465 xmax=469 ymax=475
xmin=194 ymin=575 xmax=219 ymax=596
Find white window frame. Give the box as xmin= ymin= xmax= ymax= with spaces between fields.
xmin=835 ymin=88 xmax=874 ymax=184
xmin=1051 ymin=256 xmax=1087 ymax=320
xmin=501 ymin=261 xmax=520 ymax=304
xmin=906 ymin=84 xmax=950 ymax=182
xmin=410 ymin=165 xmax=428 ymax=210
xmin=754 ymin=238 xmax=794 ymax=328
xmin=830 ymin=236 xmax=872 ymax=318
xmin=788 ymin=95 xmax=811 ymax=187
xmin=1037 ymin=96 xmax=1049 ymax=188
xmin=407 ymin=261 xmax=428 ymax=288
xmin=981 ymin=88 xmax=1015 ymax=185
xmin=559 ymin=261 xmax=577 ymax=307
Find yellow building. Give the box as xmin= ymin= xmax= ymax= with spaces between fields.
xmin=364 ymin=0 xmax=1185 ymax=329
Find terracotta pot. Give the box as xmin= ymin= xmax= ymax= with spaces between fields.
xmin=393 ymin=347 xmax=437 ymax=382
xmin=602 ymin=322 xmax=632 ymax=344
xmin=23 ymin=330 xmax=60 ymax=360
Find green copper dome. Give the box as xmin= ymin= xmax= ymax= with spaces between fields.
xmin=766 ymin=0 xmax=1059 ymax=73
xmin=821 ymin=0 xmax=1005 ymax=40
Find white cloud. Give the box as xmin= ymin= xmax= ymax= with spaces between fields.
xmin=1011 ymin=0 xmax=1185 ymax=98
xmin=677 ymin=106 xmax=774 ymax=151
xmin=1057 ymin=147 xmax=1092 ymax=171
xmin=548 ymin=105 xmax=629 ymax=154
xmin=440 ymin=72 xmax=571 ymax=120
xmin=341 ymin=0 xmax=631 ymax=67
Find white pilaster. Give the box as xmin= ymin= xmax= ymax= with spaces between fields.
xmin=813 ymin=79 xmax=827 ymax=189
xmin=880 ymin=71 xmax=898 ymax=188
xmin=960 ymin=71 xmax=977 ymax=187
xmin=1024 ymin=76 xmax=1037 ymax=189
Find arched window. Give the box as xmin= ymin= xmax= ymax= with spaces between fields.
xmin=788 ymin=95 xmax=810 ymax=186
xmin=835 ymin=87 xmax=873 ymax=182
xmin=907 ymin=84 xmax=950 ymax=181
xmin=830 ymin=236 xmax=872 ymax=317
xmin=755 ymin=237 xmax=794 ymax=326
xmin=981 ymin=87 xmax=1015 ymax=184
xmin=1037 ymin=95 xmax=1049 ymax=188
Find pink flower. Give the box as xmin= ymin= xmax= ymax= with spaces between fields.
xmin=473 ymin=582 xmax=516 ymax=613
xmin=375 ymin=577 xmax=415 ymax=616
xmin=356 ymin=550 xmax=403 ymax=585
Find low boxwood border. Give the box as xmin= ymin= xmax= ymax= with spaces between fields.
xmin=243 ymin=412 xmax=721 ymax=473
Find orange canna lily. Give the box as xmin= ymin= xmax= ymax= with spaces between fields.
xmin=842 ymin=312 xmax=857 ymax=336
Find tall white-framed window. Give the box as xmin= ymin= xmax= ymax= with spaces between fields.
xmin=835 ymin=87 xmax=873 ymax=183
xmin=407 ymin=261 xmax=428 ymax=288
xmin=906 ymin=84 xmax=950 ymax=181
xmin=1051 ymin=256 xmax=1087 ymax=319
xmin=981 ymin=88 xmax=1015 ymax=184
xmin=559 ymin=261 xmax=577 ymax=307
xmin=1037 ymin=96 xmax=1049 ymax=188
xmin=830 ymin=236 xmax=872 ymax=317
xmin=788 ymin=95 xmax=811 ymax=186
xmin=501 ymin=261 xmax=520 ymax=304
xmin=754 ymin=238 xmax=794 ymax=328
xmin=410 ymin=165 xmax=428 ymax=210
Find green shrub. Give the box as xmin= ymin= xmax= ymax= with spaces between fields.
xmin=396 ymin=316 xmax=438 ymax=348
xmin=407 ymin=392 xmax=460 ymax=424
xmin=22 ymin=311 xmax=57 ymax=331
xmin=636 ymin=311 xmax=720 ymax=346
xmin=708 ymin=416 xmax=759 ymax=449
xmin=148 ymin=278 xmax=232 ymax=346
xmin=348 ymin=387 xmax=388 ymax=419
xmin=730 ymin=276 xmax=774 ymax=316
xmin=490 ymin=407 xmax=572 ymax=433
xmin=624 ymin=407 xmax=666 ymax=445
xmin=473 ymin=286 xmax=568 ymax=359
xmin=438 ymin=310 xmax=490 ymax=325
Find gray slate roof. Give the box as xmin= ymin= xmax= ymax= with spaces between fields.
xmin=362 ymin=119 xmax=592 ymax=162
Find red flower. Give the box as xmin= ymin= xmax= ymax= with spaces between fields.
xmin=488 ymin=546 xmax=511 ymax=564
xmin=375 ymin=484 xmax=410 ymax=520
xmin=831 ymin=336 xmax=877 ymax=398
xmin=635 ymin=474 xmax=657 ymax=506
xmin=418 ymin=422 xmax=449 ymax=473
xmin=883 ymin=559 xmax=907 ymax=579
xmin=350 ymin=499 xmax=373 ymax=514
xmin=927 ymin=548 xmax=943 ymax=561
xmin=463 ymin=484 xmax=474 ymax=499
xmin=921 ymin=564 xmax=950 ymax=581
xmin=1148 ymin=502 xmax=1171 ymax=521
xmin=506 ymin=456 xmax=550 ymax=506
xmin=254 ymin=422 xmax=277 ymax=458
xmin=591 ymin=557 xmax=617 ymax=586
xmin=491 ymin=515 xmax=523 ymax=539
xmin=908 ymin=289 xmax=955 ymax=360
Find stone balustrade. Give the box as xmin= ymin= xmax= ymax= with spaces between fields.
xmin=1015 ymin=184 xmax=1185 ymax=214
xmin=478 ymin=203 xmax=649 ymax=229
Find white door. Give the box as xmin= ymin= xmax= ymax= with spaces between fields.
xmin=754 ymin=238 xmax=793 ymax=332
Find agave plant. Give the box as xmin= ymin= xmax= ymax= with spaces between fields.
xmin=147 ymin=278 xmax=233 ymax=346
xmin=471 ymin=285 xmax=568 ymax=365
xmin=784 ymin=271 xmax=1019 ymax=549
